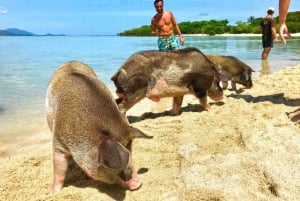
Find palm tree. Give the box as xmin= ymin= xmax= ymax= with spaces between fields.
xmin=247 ymin=16 xmax=255 ymax=25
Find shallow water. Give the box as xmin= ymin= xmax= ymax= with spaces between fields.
xmin=0 ymin=35 xmax=299 ymax=143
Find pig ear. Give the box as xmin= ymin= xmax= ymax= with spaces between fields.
xmin=242 ymin=71 xmax=249 ymax=81
xmin=98 ymin=138 xmax=130 ymax=169
xmin=111 ymin=69 xmax=127 ymax=82
xmin=129 ymin=126 xmax=153 ymax=139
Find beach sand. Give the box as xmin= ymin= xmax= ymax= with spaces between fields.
xmin=1 ymin=65 xmax=300 ymax=201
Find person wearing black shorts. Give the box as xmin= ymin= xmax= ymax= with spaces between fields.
xmin=260 ymin=7 xmax=279 ymax=60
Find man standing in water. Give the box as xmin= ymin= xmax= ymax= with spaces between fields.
xmin=151 ymin=0 xmax=184 ymax=52
xmin=260 ymin=7 xmax=278 ymax=60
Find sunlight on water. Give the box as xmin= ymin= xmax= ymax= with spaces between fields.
xmin=0 ymin=36 xmax=299 ymax=143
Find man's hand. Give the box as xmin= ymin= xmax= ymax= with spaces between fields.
xmin=279 ymin=23 xmax=291 ymax=44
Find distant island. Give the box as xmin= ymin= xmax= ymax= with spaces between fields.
xmin=0 ymin=28 xmax=65 ymax=36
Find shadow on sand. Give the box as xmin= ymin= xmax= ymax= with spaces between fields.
xmin=128 ymin=101 xmax=225 ymax=123
xmin=227 ymin=92 xmax=300 ymax=106
xmin=63 ymin=156 xmax=149 ymax=201
xmin=228 ymin=92 xmax=300 ymax=124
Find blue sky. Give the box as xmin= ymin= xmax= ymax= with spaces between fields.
xmin=0 ymin=0 xmax=299 ymax=35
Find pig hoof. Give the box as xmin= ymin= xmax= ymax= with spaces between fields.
xmin=202 ymin=104 xmax=210 ymax=111
xmin=49 ymin=184 xmax=63 ymax=194
xmin=171 ymin=110 xmax=182 ymax=116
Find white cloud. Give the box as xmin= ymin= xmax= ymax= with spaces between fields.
xmin=0 ymin=7 xmax=9 ymax=14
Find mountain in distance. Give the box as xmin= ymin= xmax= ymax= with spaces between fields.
xmin=4 ymin=28 xmax=35 ymax=36
xmin=0 ymin=28 xmax=65 ymax=36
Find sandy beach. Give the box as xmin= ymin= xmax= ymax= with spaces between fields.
xmin=1 ymin=64 xmax=300 ymax=201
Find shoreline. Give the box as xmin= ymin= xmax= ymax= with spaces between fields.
xmin=1 ymin=64 xmax=300 ymax=157
xmin=183 ymin=33 xmax=300 ymax=37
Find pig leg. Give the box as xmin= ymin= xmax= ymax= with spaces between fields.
xmin=199 ymin=95 xmax=210 ymax=110
xmin=194 ymin=90 xmax=210 ymax=111
xmin=222 ymin=81 xmax=228 ymax=90
xmin=172 ymin=96 xmax=183 ymax=115
xmin=50 ymin=150 xmax=70 ymax=193
xmin=190 ymin=79 xmax=210 ymax=111
xmin=231 ymin=80 xmax=237 ymax=90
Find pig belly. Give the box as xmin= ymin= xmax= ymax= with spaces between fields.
xmin=146 ymin=78 xmax=190 ymax=102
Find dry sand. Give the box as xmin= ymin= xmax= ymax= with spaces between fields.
xmin=1 ymin=65 xmax=300 ymax=201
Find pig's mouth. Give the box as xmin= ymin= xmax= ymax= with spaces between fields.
xmin=209 ymin=93 xmax=224 ymax=101
xmin=116 ymin=169 xmax=142 ymax=191
xmin=115 ymin=93 xmax=125 ymax=105
xmin=245 ymin=82 xmax=253 ymax=88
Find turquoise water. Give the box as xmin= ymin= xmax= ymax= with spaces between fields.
xmin=0 ymin=35 xmax=300 ymax=143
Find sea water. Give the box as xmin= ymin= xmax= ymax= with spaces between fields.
xmin=0 ymin=35 xmax=299 ymax=143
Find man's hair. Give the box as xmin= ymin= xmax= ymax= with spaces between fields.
xmin=154 ymin=0 xmax=163 ymax=5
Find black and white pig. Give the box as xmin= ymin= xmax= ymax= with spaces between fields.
xmin=206 ymin=54 xmax=254 ymax=90
xmin=46 ymin=61 xmax=152 ymax=193
xmin=111 ymin=47 xmax=227 ymax=115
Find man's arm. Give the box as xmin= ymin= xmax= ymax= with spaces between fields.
xmin=271 ymin=27 xmax=278 ymax=42
xmin=279 ymin=0 xmax=291 ymax=44
xmin=279 ymin=0 xmax=290 ymax=25
xmin=151 ymin=18 xmax=159 ymax=36
xmin=170 ymin=11 xmax=184 ymax=45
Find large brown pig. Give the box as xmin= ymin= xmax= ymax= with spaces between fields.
xmin=206 ymin=54 xmax=254 ymax=90
xmin=45 ymin=61 xmax=152 ymax=193
xmin=111 ymin=47 xmax=227 ymax=115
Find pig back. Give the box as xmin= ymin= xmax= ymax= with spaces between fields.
xmin=207 ymin=55 xmax=253 ymax=75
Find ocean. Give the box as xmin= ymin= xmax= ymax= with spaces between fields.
xmin=1 ymin=35 xmax=300 ymax=144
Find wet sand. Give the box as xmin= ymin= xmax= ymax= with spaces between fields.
xmin=1 ymin=64 xmax=300 ymax=201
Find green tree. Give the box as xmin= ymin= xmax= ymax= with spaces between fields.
xmin=117 ymin=11 xmax=300 ymax=36
xmin=247 ymin=16 xmax=255 ymax=25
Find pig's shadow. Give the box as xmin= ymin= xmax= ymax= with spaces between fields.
xmin=128 ymin=101 xmax=224 ymax=123
xmin=228 ymin=92 xmax=300 ymax=106
xmin=228 ymin=92 xmax=300 ymax=123
xmin=64 ymin=157 xmax=149 ymax=201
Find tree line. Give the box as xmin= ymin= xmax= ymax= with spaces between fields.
xmin=118 ymin=11 xmax=300 ymax=36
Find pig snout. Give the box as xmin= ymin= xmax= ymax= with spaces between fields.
xmin=209 ymin=92 xmax=223 ymax=101
xmin=116 ymin=168 xmax=142 ymax=190
xmin=245 ymin=80 xmax=253 ymax=88
xmin=115 ymin=92 xmax=125 ymax=105
xmin=239 ymin=72 xmax=253 ymax=89
xmin=208 ymin=81 xmax=224 ymax=101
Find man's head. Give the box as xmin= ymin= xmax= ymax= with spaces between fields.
xmin=154 ymin=0 xmax=163 ymax=13
xmin=267 ymin=7 xmax=275 ymax=15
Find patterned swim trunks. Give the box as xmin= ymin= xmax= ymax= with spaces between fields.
xmin=157 ymin=35 xmax=180 ymax=52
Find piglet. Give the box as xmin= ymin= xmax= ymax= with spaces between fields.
xmin=45 ymin=61 xmax=152 ymax=193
